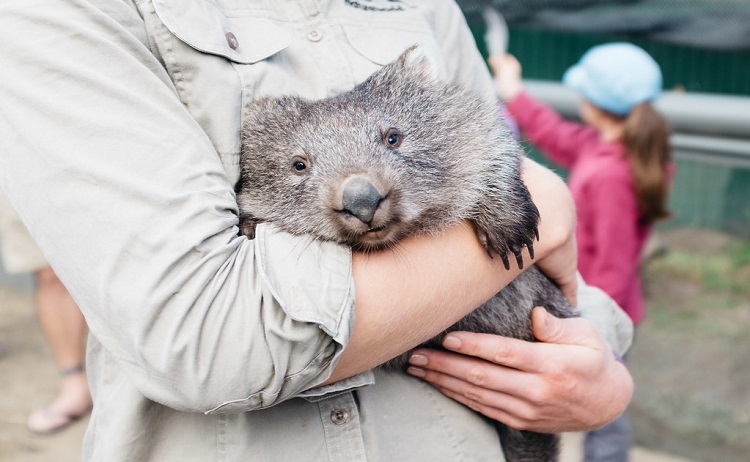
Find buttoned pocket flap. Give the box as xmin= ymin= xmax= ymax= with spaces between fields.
xmin=154 ymin=0 xmax=290 ymax=64
xmin=342 ymin=23 xmax=446 ymax=82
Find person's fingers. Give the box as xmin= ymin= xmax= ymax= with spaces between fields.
xmin=408 ymin=347 xmax=538 ymax=391
xmin=488 ymin=54 xmax=520 ymax=78
xmin=419 ymin=314 xmax=607 ymax=377
xmin=408 ymin=360 xmax=577 ymax=432
xmin=407 ymin=323 xmax=634 ymax=433
xmin=487 ymin=54 xmax=507 ymax=75
xmin=431 ymin=385 xmax=538 ymax=430
xmin=436 ymin=386 xmax=579 ymax=433
xmin=410 ymin=344 xmax=581 ymax=406
xmin=406 ymin=360 xmax=540 ymax=428
xmin=530 ymin=307 xmax=604 ymax=349
xmin=487 ymin=54 xmax=501 ymax=71
xmin=436 ymin=331 xmax=550 ymax=372
xmin=407 ymin=313 xmax=634 ymax=433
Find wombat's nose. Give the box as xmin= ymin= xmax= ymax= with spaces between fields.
xmin=341 ymin=176 xmax=383 ymax=225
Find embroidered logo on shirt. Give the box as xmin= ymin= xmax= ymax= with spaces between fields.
xmin=344 ymin=0 xmax=405 ymax=12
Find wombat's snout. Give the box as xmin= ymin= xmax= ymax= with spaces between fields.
xmin=340 ymin=176 xmax=385 ymax=226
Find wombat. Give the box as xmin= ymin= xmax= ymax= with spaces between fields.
xmin=236 ymin=46 xmax=578 ymax=462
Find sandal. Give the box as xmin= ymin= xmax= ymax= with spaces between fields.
xmin=26 ymin=363 xmax=92 ymax=435
xmin=26 ymin=406 xmax=89 ymax=434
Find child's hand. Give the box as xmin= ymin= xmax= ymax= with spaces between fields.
xmin=488 ymin=54 xmax=524 ymax=102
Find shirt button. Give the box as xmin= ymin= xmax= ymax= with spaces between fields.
xmin=225 ymin=32 xmax=239 ymax=50
xmin=307 ymin=29 xmax=322 ymax=42
xmin=330 ymin=408 xmax=349 ymax=425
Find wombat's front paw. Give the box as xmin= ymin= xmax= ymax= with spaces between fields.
xmin=471 ymin=220 xmax=539 ymax=270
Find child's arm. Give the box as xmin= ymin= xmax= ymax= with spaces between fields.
xmin=490 ymin=54 xmax=597 ymax=169
xmin=506 ymin=91 xmax=597 ymax=169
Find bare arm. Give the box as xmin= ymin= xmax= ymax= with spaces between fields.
xmin=327 ymin=158 xmax=576 ymax=383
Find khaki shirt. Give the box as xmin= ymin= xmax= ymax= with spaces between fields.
xmin=0 ymin=193 xmax=48 ymax=273
xmin=0 ymin=1 xmax=632 ymax=460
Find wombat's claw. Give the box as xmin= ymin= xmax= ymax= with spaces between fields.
xmin=527 ymin=241 xmax=535 ymax=260
xmin=499 ymin=252 xmax=510 ymax=271
xmin=512 ymin=247 xmax=524 ymax=269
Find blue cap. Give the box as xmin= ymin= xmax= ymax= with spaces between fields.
xmin=563 ymin=43 xmax=662 ymax=116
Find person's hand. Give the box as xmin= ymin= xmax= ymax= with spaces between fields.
xmin=534 ymin=226 xmax=578 ymax=307
xmin=520 ymin=158 xmax=578 ymax=306
xmin=488 ymin=54 xmax=524 ymax=102
xmin=406 ymin=307 xmax=633 ymax=433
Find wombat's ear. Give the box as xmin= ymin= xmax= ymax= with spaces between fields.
xmin=395 ymin=45 xmax=440 ymax=83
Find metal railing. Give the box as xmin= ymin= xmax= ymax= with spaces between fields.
xmin=525 ymin=80 xmax=750 ymax=169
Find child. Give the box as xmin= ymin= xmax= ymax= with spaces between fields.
xmin=489 ymin=43 xmax=673 ymax=461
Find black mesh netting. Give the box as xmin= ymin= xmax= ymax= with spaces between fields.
xmin=457 ymin=0 xmax=750 ymax=50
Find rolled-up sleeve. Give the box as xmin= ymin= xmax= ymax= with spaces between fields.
xmin=0 ymin=0 xmax=355 ymax=413
xmin=576 ymin=275 xmax=634 ymax=357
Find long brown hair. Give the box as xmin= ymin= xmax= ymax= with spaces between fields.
xmin=622 ymin=102 xmax=672 ymax=224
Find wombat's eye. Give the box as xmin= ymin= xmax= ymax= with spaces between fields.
xmin=383 ymin=128 xmax=403 ymax=149
xmin=290 ymin=155 xmax=310 ymax=175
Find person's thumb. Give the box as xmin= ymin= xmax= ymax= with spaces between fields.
xmin=531 ymin=306 xmax=601 ymax=348
xmin=531 ymin=307 xmax=561 ymax=342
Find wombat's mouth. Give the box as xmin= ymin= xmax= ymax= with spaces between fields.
xmin=348 ymin=223 xmax=405 ymax=251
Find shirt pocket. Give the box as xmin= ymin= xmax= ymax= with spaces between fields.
xmin=340 ymin=10 xmax=447 ymax=80
xmin=148 ymin=0 xmax=291 ymax=184
xmin=153 ymin=0 xmax=290 ymax=65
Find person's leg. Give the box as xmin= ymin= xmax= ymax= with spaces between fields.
xmin=582 ymin=411 xmax=632 ymax=462
xmin=26 ymin=266 xmax=92 ymax=434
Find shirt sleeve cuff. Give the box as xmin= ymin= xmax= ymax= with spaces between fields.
xmin=255 ymin=223 xmax=356 ymax=348
xmin=298 ymin=370 xmax=376 ymax=402
xmin=575 ymin=273 xmax=635 ymax=357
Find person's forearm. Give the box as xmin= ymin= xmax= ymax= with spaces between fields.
xmin=327 ymin=159 xmax=574 ymax=383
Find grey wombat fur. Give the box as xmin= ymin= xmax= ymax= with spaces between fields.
xmin=236 ymin=46 xmax=578 ymax=462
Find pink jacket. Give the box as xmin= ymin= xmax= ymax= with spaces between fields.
xmin=507 ymin=91 xmax=650 ymax=324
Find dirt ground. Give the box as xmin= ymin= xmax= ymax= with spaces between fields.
xmin=628 ymin=228 xmax=750 ymax=462
xmin=0 ymin=283 xmax=87 ymax=462
xmin=3 ymin=227 xmax=744 ymax=462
